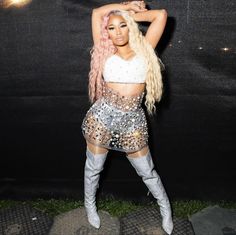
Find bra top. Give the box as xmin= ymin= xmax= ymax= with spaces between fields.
xmin=103 ymin=54 xmax=148 ymax=84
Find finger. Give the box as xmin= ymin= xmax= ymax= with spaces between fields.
xmin=137 ymin=8 xmax=147 ymax=12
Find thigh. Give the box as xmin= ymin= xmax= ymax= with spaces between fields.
xmin=86 ymin=141 xmax=109 ymax=155
xmin=127 ymin=145 xmax=149 ymax=158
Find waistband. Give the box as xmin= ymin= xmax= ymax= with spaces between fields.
xmin=102 ymin=85 xmax=144 ymax=112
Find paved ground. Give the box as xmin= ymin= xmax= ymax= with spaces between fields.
xmin=49 ymin=207 xmax=120 ymax=235
xmin=0 ymin=204 xmax=236 ymax=234
xmin=189 ymin=205 xmax=236 ymax=235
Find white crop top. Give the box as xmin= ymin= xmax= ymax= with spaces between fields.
xmin=103 ymin=54 xmax=148 ymax=83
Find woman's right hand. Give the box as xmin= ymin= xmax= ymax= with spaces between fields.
xmin=131 ymin=1 xmax=146 ymax=10
xmin=125 ymin=1 xmax=147 ymax=15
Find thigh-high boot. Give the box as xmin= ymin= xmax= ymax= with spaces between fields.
xmin=84 ymin=147 xmax=108 ymax=228
xmin=126 ymin=150 xmax=173 ymax=234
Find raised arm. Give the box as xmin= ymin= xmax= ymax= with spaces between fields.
xmin=91 ymin=3 xmax=147 ymax=46
xmin=132 ymin=9 xmax=168 ymax=49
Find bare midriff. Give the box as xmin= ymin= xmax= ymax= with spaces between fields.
xmin=105 ymin=82 xmax=145 ymax=96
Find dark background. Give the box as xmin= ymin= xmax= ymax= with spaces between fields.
xmin=0 ymin=0 xmax=235 ymax=202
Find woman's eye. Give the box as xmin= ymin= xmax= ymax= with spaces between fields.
xmin=121 ymin=24 xmax=127 ymax=28
xmin=108 ymin=27 xmax=114 ymax=30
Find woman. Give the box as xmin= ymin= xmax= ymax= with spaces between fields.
xmin=81 ymin=1 xmax=173 ymax=234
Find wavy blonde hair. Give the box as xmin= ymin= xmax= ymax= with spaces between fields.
xmin=88 ymin=9 xmax=165 ymax=115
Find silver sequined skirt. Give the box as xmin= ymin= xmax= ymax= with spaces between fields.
xmin=81 ymin=85 xmax=149 ymax=152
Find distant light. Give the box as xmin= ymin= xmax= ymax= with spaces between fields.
xmin=168 ymin=43 xmax=173 ymax=47
xmin=198 ymin=46 xmax=203 ymax=50
xmin=2 ymin=0 xmax=32 ymax=8
xmin=220 ymin=47 xmax=231 ymax=52
xmin=178 ymin=40 xmax=182 ymax=43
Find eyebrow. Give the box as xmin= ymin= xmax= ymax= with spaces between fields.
xmin=108 ymin=21 xmax=127 ymax=26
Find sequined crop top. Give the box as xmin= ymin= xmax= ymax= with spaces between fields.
xmin=103 ymin=54 xmax=148 ymax=83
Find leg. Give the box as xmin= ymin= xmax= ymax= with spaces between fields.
xmin=126 ymin=146 xmax=174 ymax=235
xmin=84 ymin=141 xmax=108 ymax=229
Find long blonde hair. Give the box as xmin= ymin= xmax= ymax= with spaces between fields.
xmin=88 ymin=9 xmax=165 ymax=115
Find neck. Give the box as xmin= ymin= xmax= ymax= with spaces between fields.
xmin=116 ymin=44 xmax=134 ymax=57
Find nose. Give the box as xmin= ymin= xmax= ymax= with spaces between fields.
xmin=115 ymin=28 xmax=122 ymax=36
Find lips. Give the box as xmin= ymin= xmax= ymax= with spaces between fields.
xmin=116 ymin=37 xmax=123 ymax=41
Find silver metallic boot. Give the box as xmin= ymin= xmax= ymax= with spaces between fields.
xmin=126 ymin=150 xmax=174 ymax=235
xmin=84 ymin=147 xmax=108 ymax=229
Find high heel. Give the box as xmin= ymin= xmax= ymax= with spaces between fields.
xmin=84 ymin=147 xmax=108 ymax=228
xmin=126 ymin=150 xmax=174 ymax=234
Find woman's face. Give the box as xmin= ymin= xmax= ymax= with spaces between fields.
xmin=107 ymin=14 xmax=129 ymax=46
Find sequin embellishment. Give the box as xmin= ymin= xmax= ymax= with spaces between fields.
xmin=81 ymin=85 xmax=149 ymax=152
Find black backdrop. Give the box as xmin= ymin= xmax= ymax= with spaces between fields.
xmin=0 ymin=0 xmax=235 ymax=201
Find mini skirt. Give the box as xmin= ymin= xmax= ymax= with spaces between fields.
xmin=81 ymin=85 xmax=149 ymax=153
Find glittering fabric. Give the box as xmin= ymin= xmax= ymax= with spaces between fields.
xmin=81 ymin=85 xmax=149 ymax=152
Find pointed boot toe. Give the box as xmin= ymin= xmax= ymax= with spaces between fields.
xmin=162 ymin=218 xmax=173 ymax=234
xmin=87 ymin=211 xmax=101 ymax=228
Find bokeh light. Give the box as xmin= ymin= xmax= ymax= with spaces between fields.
xmin=2 ymin=0 xmax=32 ymax=8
